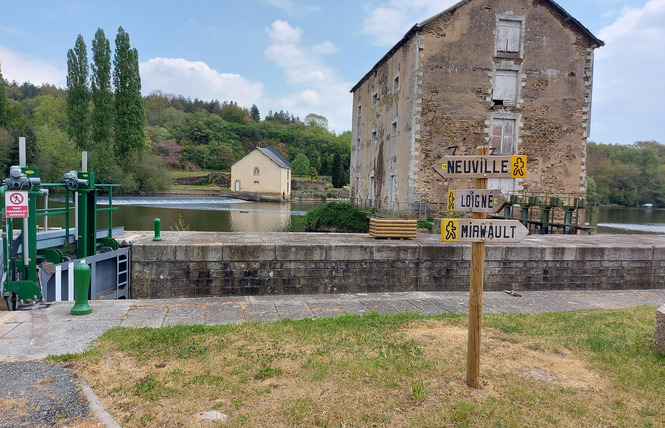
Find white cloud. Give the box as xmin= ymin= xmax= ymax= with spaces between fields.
xmin=264 ymin=20 xmax=352 ymax=132
xmin=140 ymin=58 xmax=264 ymax=107
xmin=265 ymin=20 xmax=303 ymax=44
xmin=0 ymin=45 xmax=65 ymax=87
xmin=361 ymin=0 xmax=459 ymax=47
xmin=590 ymin=0 xmax=665 ymax=144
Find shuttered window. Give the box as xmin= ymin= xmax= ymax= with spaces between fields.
xmin=493 ymin=70 xmax=518 ymax=106
xmin=496 ymin=19 xmax=522 ymax=56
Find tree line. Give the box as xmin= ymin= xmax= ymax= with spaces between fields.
xmin=587 ymin=141 xmax=665 ymax=207
xmin=144 ymin=92 xmax=350 ymax=184
xmin=0 ymin=29 xmax=351 ymax=193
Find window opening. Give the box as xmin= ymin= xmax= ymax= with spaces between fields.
xmin=496 ymin=19 xmax=522 ymax=57
xmin=493 ymin=69 xmax=518 ymax=106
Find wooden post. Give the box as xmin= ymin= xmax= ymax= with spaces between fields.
xmin=466 ymin=145 xmax=489 ymax=388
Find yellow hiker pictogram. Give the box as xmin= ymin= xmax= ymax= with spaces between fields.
xmin=510 ymin=155 xmax=526 ymax=178
xmin=446 ymin=190 xmax=456 ymax=211
xmin=441 ymin=219 xmax=459 ymax=242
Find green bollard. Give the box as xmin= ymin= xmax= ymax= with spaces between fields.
xmin=71 ymin=263 xmax=92 ymax=315
xmin=153 ymin=218 xmax=162 ymax=241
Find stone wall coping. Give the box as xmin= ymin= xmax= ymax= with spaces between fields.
xmin=120 ymin=231 xmax=665 ymax=252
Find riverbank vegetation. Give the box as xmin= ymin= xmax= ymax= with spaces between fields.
xmin=304 ymin=202 xmax=368 ymax=232
xmin=587 ymin=141 xmax=665 ymax=207
xmin=55 ymin=305 xmax=664 ymax=427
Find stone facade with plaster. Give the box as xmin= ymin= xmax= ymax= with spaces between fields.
xmin=350 ymin=0 xmax=604 ymax=208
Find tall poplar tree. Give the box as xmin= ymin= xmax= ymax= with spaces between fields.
xmin=113 ymin=27 xmax=146 ymax=155
xmin=331 ymin=151 xmax=346 ymax=188
xmin=90 ymin=28 xmax=113 ymax=152
xmin=66 ymin=34 xmax=90 ymax=150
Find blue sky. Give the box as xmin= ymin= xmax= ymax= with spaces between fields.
xmin=1 ymin=0 xmax=663 ymax=145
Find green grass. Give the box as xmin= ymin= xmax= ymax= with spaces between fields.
xmin=63 ymin=307 xmax=665 ymax=427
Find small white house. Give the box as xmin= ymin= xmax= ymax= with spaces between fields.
xmin=230 ymin=146 xmax=292 ymax=199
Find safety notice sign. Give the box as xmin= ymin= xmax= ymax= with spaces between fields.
xmin=4 ymin=191 xmax=29 ymax=218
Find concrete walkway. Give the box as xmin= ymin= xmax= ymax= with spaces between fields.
xmin=2 ymin=289 xmax=665 ymax=360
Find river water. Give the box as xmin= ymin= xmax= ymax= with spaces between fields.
xmin=597 ymin=206 xmax=665 ymax=235
xmin=40 ymin=196 xmax=664 ymax=234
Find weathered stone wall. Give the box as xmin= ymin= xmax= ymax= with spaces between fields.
xmin=124 ymin=232 xmax=665 ymax=299
xmin=417 ymin=0 xmax=599 ymax=201
xmin=350 ymin=26 xmax=418 ymax=204
xmin=351 ymin=0 xmax=602 ymax=209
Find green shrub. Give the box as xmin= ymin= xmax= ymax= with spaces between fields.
xmin=304 ymin=202 xmax=368 ymax=233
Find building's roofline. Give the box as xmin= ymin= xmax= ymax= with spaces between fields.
xmin=350 ymin=0 xmax=604 ymax=93
xmin=257 ymin=146 xmax=292 ymax=169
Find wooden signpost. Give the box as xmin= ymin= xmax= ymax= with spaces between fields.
xmin=434 ymin=147 xmax=528 ymax=389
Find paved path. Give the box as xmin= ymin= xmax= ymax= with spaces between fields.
xmin=2 ymin=289 xmax=665 ymax=360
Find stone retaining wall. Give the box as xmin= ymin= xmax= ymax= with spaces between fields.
xmin=120 ymin=232 xmax=665 ymax=299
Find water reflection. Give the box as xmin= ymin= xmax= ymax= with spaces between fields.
xmin=39 ymin=196 xmax=664 ymax=234
xmin=597 ymin=207 xmax=665 ymax=234
xmin=96 ymin=196 xmax=320 ymax=232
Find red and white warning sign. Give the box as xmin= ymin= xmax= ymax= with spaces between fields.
xmin=4 ymin=191 xmax=29 ymax=218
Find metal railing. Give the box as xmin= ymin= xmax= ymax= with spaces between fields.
xmin=352 ymin=196 xmax=430 ymax=220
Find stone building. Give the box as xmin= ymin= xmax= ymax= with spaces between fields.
xmin=350 ymin=0 xmax=604 ymax=208
xmin=231 ymin=146 xmax=292 ymax=200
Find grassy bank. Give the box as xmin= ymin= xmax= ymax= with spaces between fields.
xmin=57 ymin=306 xmax=664 ymax=427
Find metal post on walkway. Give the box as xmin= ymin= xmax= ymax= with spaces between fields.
xmin=71 ymin=263 xmax=92 ymax=315
xmin=153 ymin=218 xmax=162 ymax=241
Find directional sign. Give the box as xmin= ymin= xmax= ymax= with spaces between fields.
xmin=441 ymin=219 xmax=528 ymax=243
xmin=446 ymin=189 xmax=507 ymax=213
xmin=4 ymin=191 xmax=29 ymax=218
xmin=434 ymin=155 xmax=526 ymax=179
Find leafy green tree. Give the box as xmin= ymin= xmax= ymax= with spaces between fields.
xmin=32 ymin=95 xmax=67 ymax=130
xmin=66 ymin=34 xmax=90 ymax=150
xmin=0 ymin=128 xmax=14 ymax=174
xmin=0 ymin=64 xmax=7 ymax=127
xmin=220 ymin=102 xmax=249 ymax=123
xmin=307 ymin=166 xmax=318 ymax=181
xmin=249 ymin=104 xmax=260 ymax=122
xmin=119 ymin=151 xmax=171 ymax=193
xmin=90 ymin=28 xmax=114 ymax=157
xmin=291 ymin=152 xmax=310 ymax=176
xmin=331 ymin=151 xmax=346 ymax=188
xmin=305 ymin=113 xmax=328 ymax=130
xmin=144 ymin=91 xmax=171 ymax=126
xmin=113 ymin=26 xmax=146 ymax=155
xmin=587 ymin=141 xmax=665 ymax=206
xmin=211 ymin=144 xmax=235 ymax=170
xmin=34 ymin=125 xmax=80 ymax=182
